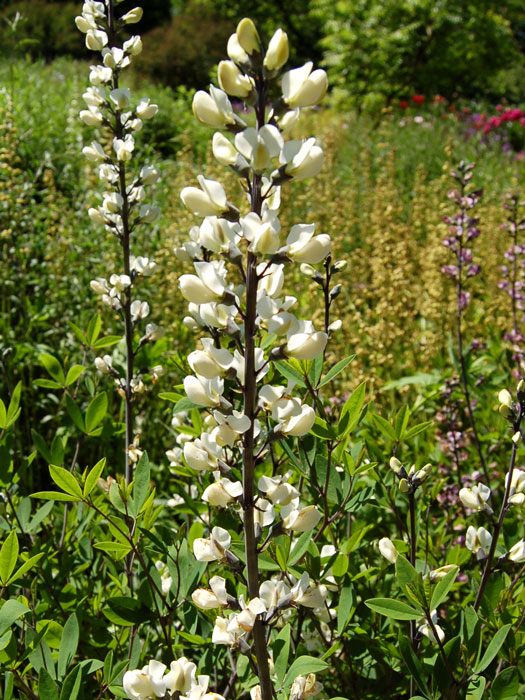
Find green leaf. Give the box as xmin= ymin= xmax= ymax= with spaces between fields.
xmin=103 ymin=597 xmax=147 ymax=626
xmin=6 ymin=382 xmax=22 ymax=425
xmin=8 ymin=552 xmax=45 ymax=585
xmin=57 ymin=614 xmax=79 ymax=679
xmin=93 ymin=541 xmax=132 ymax=558
xmin=59 ymin=664 xmax=82 ymax=700
xmin=0 ymin=400 xmax=6 ymax=429
xmin=171 ymin=397 xmax=201 ymax=414
xmin=311 ymin=417 xmax=335 ymax=440
xmin=32 ymin=429 xmax=52 ymax=463
xmin=38 ymin=668 xmax=59 ymax=700
xmin=318 ymin=355 xmax=355 ymax=387
xmin=85 ymin=392 xmax=107 ymax=434
xmin=475 ymin=625 xmax=511 ymax=673
xmin=273 ymin=624 xmax=291 ymax=684
xmin=404 ymin=421 xmax=433 ymax=440
xmin=65 ymin=365 xmax=85 ymax=387
xmin=34 ymin=379 xmax=63 ymax=390
xmin=92 ymin=335 xmax=122 ymax=348
xmin=31 ymin=491 xmax=80 ymax=502
xmin=49 ymin=465 xmax=83 ymax=499
xmin=86 ymin=314 xmax=102 ymax=346
xmin=3 ymin=671 xmax=13 ymax=700
xmin=0 ymin=531 xmax=18 ymax=585
xmin=158 ymin=392 xmax=182 ymax=403
xmin=50 ymin=436 xmax=64 ymax=467
xmin=309 ymin=354 xmax=324 ymax=387
xmin=430 ymin=566 xmax=458 ymax=610
xmin=491 ymin=667 xmax=519 ymax=700
xmin=289 ymin=531 xmax=312 ymax=565
xmin=338 ymin=382 xmax=366 ymax=437
xmin=131 ymin=452 xmax=150 ymax=515
xmin=337 ymin=584 xmax=353 ymax=634
xmin=39 ymin=354 xmax=65 ymax=385
xmin=283 ymin=656 xmax=329 ymax=687
xmin=275 ymin=361 xmax=307 ymax=388
xmin=394 ymin=405 xmax=410 ymax=440
xmin=332 ymin=553 xmax=348 ymax=577
xmin=69 ymin=322 xmax=87 ymax=346
xmin=65 ymin=395 xmax=85 ymax=433
xmin=398 ymin=634 xmax=430 ymax=696
xmin=371 ymin=413 xmax=396 ymax=441
xmin=84 ymin=458 xmax=106 ymax=498
xmin=0 ymin=599 xmax=30 ymax=635
xmin=466 ymin=675 xmax=486 ymax=700
xmin=395 ymin=555 xmax=418 ymax=588
xmin=365 ymin=598 xmax=422 ymax=620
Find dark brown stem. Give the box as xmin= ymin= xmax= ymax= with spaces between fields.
xmin=408 ymin=491 xmax=417 ymax=697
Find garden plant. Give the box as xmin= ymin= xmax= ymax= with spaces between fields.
xmin=0 ymin=1 xmax=525 ymax=700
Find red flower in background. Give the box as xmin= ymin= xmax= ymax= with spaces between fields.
xmin=412 ymin=94 xmax=425 ymax=104
xmin=433 ymin=95 xmax=445 ymax=103
xmin=399 ymin=100 xmax=408 ymax=109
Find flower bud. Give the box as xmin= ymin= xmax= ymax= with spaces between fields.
xmin=122 ymin=7 xmax=143 ymax=24
xmin=264 ymin=29 xmax=289 ymax=72
xmin=399 ymin=478 xmax=410 ymax=493
xmin=218 ymin=61 xmax=253 ymax=98
xmin=378 ymin=537 xmax=398 ymax=564
xmin=282 ymin=62 xmax=328 ymax=108
xmin=499 ymin=389 xmax=513 ymax=407
xmin=85 ymin=29 xmax=108 ymax=51
xmin=236 ymin=18 xmax=260 ymax=56
xmin=389 ymin=456 xmax=403 ymax=474
xmin=508 ymin=539 xmax=525 ymax=562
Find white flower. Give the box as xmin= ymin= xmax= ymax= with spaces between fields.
xmin=85 ymin=29 xmax=108 ymax=51
xmin=290 ymin=572 xmax=327 ymax=607
xmin=183 ymin=433 xmax=222 ymax=470
xmin=110 ymin=87 xmax=130 ymax=110
xmin=279 ymin=138 xmax=324 ymax=180
xmin=240 ymin=212 xmax=280 ymax=254
xmin=508 ymin=539 xmax=525 ymax=562
xmin=264 ymin=29 xmax=289 ymax=71
xmin=130 ymin=300 xmax=150 ymax=322
xmin=192 ymin=85 xmax=238 ymax=129
xmin=286 ymin=322 xmax=328 ymax=361
xmin=122 ymin=7 xmax=143 ymax=24
xmin=193 ymin=526 xmax=231 ymax=562
xmin=164 ymin=657 xmax=197 ymax=695
xmin=113 ymin=135 xmax=135 ymax=161
xmin=218 ymin=60 xmax=254 ymax=98
xmin=466 ymin=525 xmax=492 ymax=560
xmin=95 ymin=355 xmax=113 ymax=374
xmin=259 ymin=579 xmax=290 ymax=610
xmin=507 ymin=468 xmax=525 ymax=505
xmin=236 ymin=18 xmax=260 ymax=55
xmin=258 ymin=472 xmax=298 ymax=505
xmin=82 ymin=140 xmax=107 ymax=162
xmin=79 ymin=106 xmax=103 ymax=126
xmin=459 ymin=483 xmax=493 ymax=514
xmin=286 ymin=224 xmax=331 ymax=264
xmin=136 ymin=98 xmax=158 ymax=120
xmin=378 ymin=537 xmax=398 ymax=564
xmin=89 ymin=64 xmax=112 ymax=85
xmin=202 ymin=475 xmax=243 ymax=507
xmin=181 ymin=175 xmax=232 ymax=218
xmin=179 ymin=261 xmax=228 ymax=304
xmin=188 ymin=338 xmax=233 ymax=379
xmin=154 ymin=560 xmax=173 ymax=595
xmin=140 ymin=165 xmax=160 ymax=185
xmin=417 ymin=610 xmax=445 ymax=644
xmin=289 ymin=673 xmax=322 ymax=700
xmin=282 ymin=62 xmax=328 ymax=108
xmin=235 ymin=126 xmax=283 ymax=173
xmin=123 ymin=35 xmax=142 ymax=56
xmin=192 ymin=576 xmax=229 ymax=609
xmin=282 ymin=504 xmax=321 ymax=533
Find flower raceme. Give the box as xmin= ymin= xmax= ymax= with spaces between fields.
xmin=170 ymin=16 xmax=338 ymax=700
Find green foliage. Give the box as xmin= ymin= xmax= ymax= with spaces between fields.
xmin=313 ymin=0 xmax=525 ymax=104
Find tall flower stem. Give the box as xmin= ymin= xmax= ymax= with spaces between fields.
xmin=107 ymin=0 xmax=134 ymax=486
xmin=408 ymin=491 xmax=417 ymax=697
xmin=242 ymin=76 xmax=272 ymax=700
xmin=474 ymin=401 xmax=523 ymax=612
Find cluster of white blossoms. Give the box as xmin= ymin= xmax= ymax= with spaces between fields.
xmin=461 ymin=386 xmax=525 ymax=564
xmin=169 ymin=18 xmax=338 ymax=700
xmin=77 ymin=0 xmax=164 ymax=399
xmin=123 ymin=657 xmax=226 ymax=700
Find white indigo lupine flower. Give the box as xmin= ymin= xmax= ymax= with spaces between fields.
xmin=465 ymin=525 xmax=492 ymax=559
xmin=278 ymin=138 xmax=324 ymax=180
xmin=192 ymin=85 xmax=241 ymax=130
xmin=192 ymin=576 xmax=229 ymax=609
xmin=82 ymin=140 xmax=107 ymax=162
xmin=218 ymin=60 xmax=254 ymax=98
xmin=459 ymin=483 xmax=493 ymax=513
xmin=417 ymin=610 xmax=445 ymax=644
xmin=193 ymin=526 xmax=231 ymax=562
xmin=507 ymin=468 xmax=525 ymax=505
xmin=282 ymin=62 xmax=328 ymax=108
xmin=508 ymin=540 xmax=525 ymax=562
xmin=154 ymin=560 xmax=173 ymax=595
xmin=264 ymin=29 xmax=289 ymax=71
xmin=378 ymin=537 xmax=398 ymax=564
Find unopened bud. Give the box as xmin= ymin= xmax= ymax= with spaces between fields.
xmin=236 ymin=18 xmax=260 ymax=56
xmin=399 ymin=478 xmax=410 ymax=493
xmin=390 ymin=456 xmax=403 ymax=474
xmin=499 ymin=389 xmax=513 ymax=407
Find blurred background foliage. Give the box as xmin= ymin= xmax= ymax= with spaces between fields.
xmin=0 ymin=0 xmax=524 ymax=101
